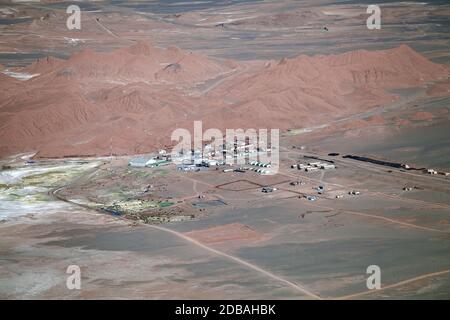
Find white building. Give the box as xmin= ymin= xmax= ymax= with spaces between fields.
xmin=129 ymin=156 xmax=155 ymax=167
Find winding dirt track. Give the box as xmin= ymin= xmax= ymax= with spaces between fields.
xmin=336 ymin=269 xmax=450 ymax=300
xmin=50 ymin=162 xmax=450 ymax=299
xmin=148 ymin=223 xmax=322 ymax=300
xmin=51 ymin=166 xmax=322 ymax=300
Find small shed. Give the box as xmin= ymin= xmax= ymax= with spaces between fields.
xmin=129 ymin=156 xmax=153 ymax=167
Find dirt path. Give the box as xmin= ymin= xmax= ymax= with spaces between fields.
xmin=51 ymin=167 xmax=322 ymax=300
xmin=148 ymin=223 xmax=322 ymax=300
xmin=278 ymin=170 xmax=450 ymax=233
xmin=281 ymin=148 xmax=450 ymax=210
xmin=309 ymin=202 xmax=449 ymax=234
xmin=94 ymin=18 xmax=133 ymax=43
xmin=50 ymin=163 xmax=450 ymax=299
xmin=336 ymin=269 xmax=450 ymax=300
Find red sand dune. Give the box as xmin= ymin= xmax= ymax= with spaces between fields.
xmin=0 ymin=73 xmax=21 ymax=99
xmin=207 ymin=45 xmax=449 ymax=129
xmin=0 ymin=43 xmax=448 ymax=158
xmin=25 ymin=56 xmax=64 ymax=74
xmin=29 ymin=41 xmax=232 ymax=85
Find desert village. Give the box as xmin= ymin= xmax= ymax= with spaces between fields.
xmin=121 ymin=135 xmax=450 ymax=222
xmin=1 ymin=0 xmax=450 ymax=301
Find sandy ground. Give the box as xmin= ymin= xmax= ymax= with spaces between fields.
xmin=1 ymin=0 xmax=450 ymax=300
xmin=1 ymin=128 xmax=450 ymax=299
xmin=1 ymin=1 xmax=449 ymax=63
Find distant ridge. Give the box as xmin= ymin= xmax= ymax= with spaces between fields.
xmin=0 ymin=43 xmax=448 ymax=158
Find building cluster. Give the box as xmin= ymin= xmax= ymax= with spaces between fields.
xmin=172 ymin=141 xmax=275 ymax=174
xmin=262 ymin=186 xmax=277 ymax=193
xmin=425 ymin=168 xmax=450 ymax=176
xmin=291 ymin=161 xmax=336 ymax=172
xmin=127 ymin=139 xmax=277 ymax=173
xmin=221 ymin=164 xmax=273 ymax=175
xmin=128 ymin=150 xmax=171 ymax=168
xmin=248 ymin=161 xmax=272 ymax=175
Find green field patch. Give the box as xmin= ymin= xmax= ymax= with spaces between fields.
xmin=107 ymin=199 xmax=159 ymax=214
xmin=159 ymin=201 xmax=174 ymax=207
xmin=22 ymin=171 xmax=73 ymax=186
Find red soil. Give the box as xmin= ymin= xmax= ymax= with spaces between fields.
xmin=394 ymin=117 xmax=412 ymax=127
xmin=0 ymin=43 xmax=448 ymax=158
xmin=184 ymin=223 xmax=264 ymax=244
xmin=410 ymin=111 xmax=434 ymax=121
xmin=426 ymin=80 xmax=450 ymax=97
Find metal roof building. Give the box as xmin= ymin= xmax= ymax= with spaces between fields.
xmin=129 ymin=156 xmax=154 ymax=167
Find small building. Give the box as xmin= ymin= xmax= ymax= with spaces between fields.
xmin=194 ymin=158 xmax=205 ymax=165
xmin=177 ymin=164 xmax=197 ymax=172
xmin=129 ymin=156 xmax=154 ymax=167
xmin=207 ymin=160 xmax=218 ymax=167
xmin=158 ymin=154 xmax=171 ymax=161
xmin=181 ymin=158 xmax=194 ymax=165
xmin=146 ymin=159 xmax=170 ymax=168
xmin=262 ymin=187 xmax=277 ymax=193
xmin=320 ymin=164 xmax=336 ymax=170
xmin=307 ymin=195 xmax=317 ymax=201
xmin=427 ymin=169 xmax=438 ymax=175
xmin=317 ymin=185 xmax=324 ymax=194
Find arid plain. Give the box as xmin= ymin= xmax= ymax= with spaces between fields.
xmin=1 ymin=0 xmax=450 ymax=299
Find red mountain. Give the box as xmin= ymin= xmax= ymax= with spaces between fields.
xmin=0 ymin=44 xmax=448 ymax=158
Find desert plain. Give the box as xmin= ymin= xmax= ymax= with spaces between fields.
xmin=1 ymin=0 xmax=450 ymax=300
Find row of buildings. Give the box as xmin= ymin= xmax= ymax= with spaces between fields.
xmin=291 ymin=161 xmax=336 ymax=172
